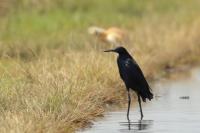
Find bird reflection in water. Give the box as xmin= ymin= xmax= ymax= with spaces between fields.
xmin=120 ymin=120 xmax=153 ymax=131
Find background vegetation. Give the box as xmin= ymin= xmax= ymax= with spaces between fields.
xmin=0 ymin=0 xmax=200 ymax=132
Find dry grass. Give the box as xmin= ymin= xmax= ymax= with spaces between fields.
xmin=0 ymin=52 xmax=124 ymax=133
xmin=0 ymin=0 xmax=200 ymax=133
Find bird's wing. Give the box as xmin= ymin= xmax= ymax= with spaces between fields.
xmin=119 ymin=58 xmax=152 ymax=92
xmin=127 ymin=58 xmax=153 ymax=101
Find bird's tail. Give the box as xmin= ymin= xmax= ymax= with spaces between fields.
xmin=140 ymin=88 xmax=153 ymax=102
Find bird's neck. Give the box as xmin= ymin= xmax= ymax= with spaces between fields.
xmin=118 ymin=53 xmax=132 ymax=59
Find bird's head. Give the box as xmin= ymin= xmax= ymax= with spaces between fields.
xmin=104 ymin=46 xmax=129 ymax=55
xmin=88 ymin=26 xmax=105 ymax=36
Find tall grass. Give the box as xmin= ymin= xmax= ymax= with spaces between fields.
xmin=0 ymin=0 xmax=200 ymax=132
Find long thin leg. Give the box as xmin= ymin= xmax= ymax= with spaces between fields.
xmin=127 ymin=89 xmax=131 ymax=121
xmin=137 ymin=94 xmax=143 ymax=120
xmin=128 ymin=119 xmax=131 ymax=130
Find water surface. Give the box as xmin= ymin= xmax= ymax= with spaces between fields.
xmin=78 ymin=69 xmax=200 ymax=133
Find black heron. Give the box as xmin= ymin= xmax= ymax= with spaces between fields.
xmin=104 ymin=46 xmax=153 ymax=120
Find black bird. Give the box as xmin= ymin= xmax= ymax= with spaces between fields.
xmin=104 ymin=46 xmax=153 ymax=120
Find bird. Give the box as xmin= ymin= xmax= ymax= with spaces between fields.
xmin=88 ymin=26 xmax=128 ymax=46
xmin=104 ymin=46 xmax=153 ymax=121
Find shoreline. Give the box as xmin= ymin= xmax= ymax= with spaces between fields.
xmin=75 ymin=63 xmax=200 ymax=132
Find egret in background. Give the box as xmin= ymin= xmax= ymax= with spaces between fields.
xmin=88 ymin=26 xmax=128 ymax=46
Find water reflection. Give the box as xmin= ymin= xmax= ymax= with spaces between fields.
xmin=120 ymin=120 xmax=153 ymax=131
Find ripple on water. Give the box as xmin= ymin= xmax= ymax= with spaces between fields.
xmin=119 ymin=120 xmax=153 ymax=131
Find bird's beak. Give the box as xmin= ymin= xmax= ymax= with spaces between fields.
xmin=104 ymin=49 xmax=115 ymax=52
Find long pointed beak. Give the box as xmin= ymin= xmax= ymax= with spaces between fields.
xmin=104 ymin=49 xmax=115 ymax=52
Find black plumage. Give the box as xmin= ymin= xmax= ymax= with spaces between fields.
xmin=104 ymin=46 xmax=153 ymax=120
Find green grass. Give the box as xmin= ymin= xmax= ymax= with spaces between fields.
xmin=0 ymin=0 xmax=200 ymax=132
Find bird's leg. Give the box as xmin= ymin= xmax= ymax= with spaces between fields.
xmin=137 ymin=94 xmax=143 ymax=120
xmin=127 ymin=89 xmax=131 ymax=121
xmin=128 ymin=120 xmax=131 ymax=130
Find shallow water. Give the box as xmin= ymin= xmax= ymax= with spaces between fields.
xmin=78 ymin=69 xmax=200 ymax=133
